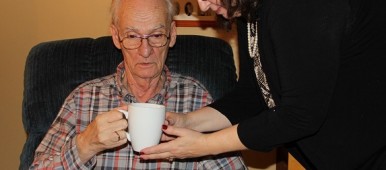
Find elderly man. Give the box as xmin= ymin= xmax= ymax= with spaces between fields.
xmin=30 ymin=0 xmax=246 ymax=169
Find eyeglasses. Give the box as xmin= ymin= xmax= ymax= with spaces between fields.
xmin=119 ymin=34 xmax=170 ymax=50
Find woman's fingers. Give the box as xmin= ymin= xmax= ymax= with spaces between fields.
xmin=162 ymin=125 xmax=192 ymax=139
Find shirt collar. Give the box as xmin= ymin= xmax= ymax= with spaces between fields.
xmin=114 ymin=62 xmax=172 ymax=104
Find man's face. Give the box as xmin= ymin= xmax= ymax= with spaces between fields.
xmin=111 ymin=0 xmax=176 ymax=81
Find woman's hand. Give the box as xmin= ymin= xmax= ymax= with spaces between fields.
xmin=140 ymin=125 xmax=212 ymax=160
xmin=145 ymin=107 xmax=241 ymax=160
xmin=141 ymin=124 xmax=247 ymax=161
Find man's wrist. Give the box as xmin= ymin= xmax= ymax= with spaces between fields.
xmin=75 ymin=134 xmax=95 ymax=163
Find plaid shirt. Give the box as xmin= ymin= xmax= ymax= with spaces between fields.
xmin=30 ymin=63 xmax=246 ymax=170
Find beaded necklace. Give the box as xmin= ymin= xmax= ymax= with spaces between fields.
xmin=247 ymin=21 xmax=276 ymax=108
xmin=247 ymin=21 xmax=259 ymax=58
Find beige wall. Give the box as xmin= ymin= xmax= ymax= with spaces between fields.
xmin=0 ymin=0 xmax=276 ymax=169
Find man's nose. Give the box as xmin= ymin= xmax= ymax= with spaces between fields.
xmin=137 ymin=39 xmax=152 ymax=58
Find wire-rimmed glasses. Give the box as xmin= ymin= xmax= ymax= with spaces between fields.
xmin=119 ymin=34 xmax=170 ymax=50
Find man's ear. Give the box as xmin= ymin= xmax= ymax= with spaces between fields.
xmin=168 ymin=21 xmax=177 ymax=47
xmin=110 ymin=25 xmax=122 ymax=49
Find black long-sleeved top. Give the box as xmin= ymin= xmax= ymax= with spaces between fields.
xmin=210 ymin=0 xmax=386 ymax=169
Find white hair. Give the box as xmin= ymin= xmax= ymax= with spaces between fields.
xmin=110 ymin=0 xmax=177 ymax=26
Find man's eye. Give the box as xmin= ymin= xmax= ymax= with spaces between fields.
xmin=127 ymin=34 xmax=139 ymax=39
xmin=151 ymin=34 xmax=163 ymax=38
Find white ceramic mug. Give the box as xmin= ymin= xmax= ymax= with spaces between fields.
xmin=119 ymin=103 xmax=165 ymax=152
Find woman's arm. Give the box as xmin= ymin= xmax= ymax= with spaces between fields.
xmin=184 ymin=107 xmax=232 ymax=132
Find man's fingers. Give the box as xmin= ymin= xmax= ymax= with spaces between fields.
xmin=98 ymin=109 xmax=127 ymax=123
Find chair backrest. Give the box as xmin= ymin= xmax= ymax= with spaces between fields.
xmin=19 ymin=35 xmax=237 ymax=169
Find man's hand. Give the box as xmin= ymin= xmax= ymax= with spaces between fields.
xmin=76 ymin=107 xmax=128 ymax=163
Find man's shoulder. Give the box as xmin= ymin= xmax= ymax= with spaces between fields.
xmin=166 ymin=72 xmax=214 ymax=108
xmin=169 ymin=72 xmax=207 ymax=90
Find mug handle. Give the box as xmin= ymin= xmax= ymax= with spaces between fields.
xmin=118 ymin=109 xmax=131 ymax=141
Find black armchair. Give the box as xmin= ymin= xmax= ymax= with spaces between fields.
xmin=20 ymin=35 xmax=237 ymax=169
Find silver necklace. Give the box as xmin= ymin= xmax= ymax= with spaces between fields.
xmin=247 ymin=21 xmax=259 ymax=58
xmin=247 ymin=21 xmax=276 ymax=108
